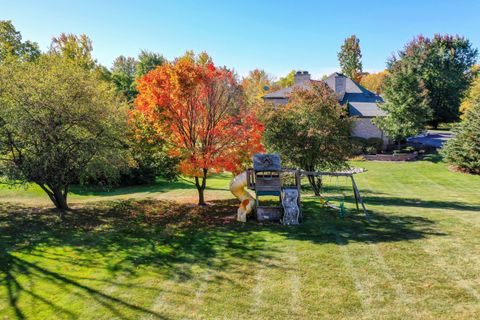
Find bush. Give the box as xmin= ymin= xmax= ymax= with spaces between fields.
xmin=365 ymin=146 xmax=378 ymax=155
xmin=350 ymin=137 xmax=367 ymax=155
xmin=366 ymin=137 xmax=384 ymax=152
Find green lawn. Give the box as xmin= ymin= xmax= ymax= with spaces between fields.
xmin=1 ymin=157 xmax=480 ymax=319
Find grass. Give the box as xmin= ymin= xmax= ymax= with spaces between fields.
xmin=1 ymin=158 xmax=480 ymax=319
xmin=0 ymin=174 xmax=234 ymax=206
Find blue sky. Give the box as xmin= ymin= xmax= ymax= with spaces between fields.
xmin=1 ymin=0 xmax=479 ymax=79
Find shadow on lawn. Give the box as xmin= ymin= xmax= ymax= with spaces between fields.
xmin=0 ymin=196 xmax=449 ymax=319
xmin=69 ymin=176 xmax=226 ymax=198
xmin=0 ymin=200 xmax=272 ymax=319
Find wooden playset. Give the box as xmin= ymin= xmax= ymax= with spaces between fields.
xmin=230 ymin=154 xmax=367 ymax=224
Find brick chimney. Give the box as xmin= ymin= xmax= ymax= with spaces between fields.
xmin=294 ymin=71 xmax=311 ymax=85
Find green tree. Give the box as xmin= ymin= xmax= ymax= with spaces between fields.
xmin=110 ymin=51 xmax=165 ymax=104
xmin=241 ymin=69 xmax=274 ymax=112
xmin=338 ymin=35 xmax=363 ymax=82
xmin=392 ymin=35 xmax=478 ymax=128
xmin=373 ymin=62 xmax=431 ymax=149
xmin=441 ymin=99 xmax=480 ymax=174
xmin=276 ymin=70 xmax=296 ymax=88
xmin=49 ymin=33 xmax=97 ymax=70
xmin=111 ymin=55 xmax=138 ymax=103
xmin=0 ymin=20 xmax=40 ymax=63
xmin=262 ymin=82 xmax=352 ymax=195
xmin=0 ymin=55 xmax=129 ymax=213
xmin=109 ymin=52 xmax=175 ymax=184
xmin=136 ymin=50 xmax=165 ymax=78
xmin=112 ymin=55 xmax=137 ymax=75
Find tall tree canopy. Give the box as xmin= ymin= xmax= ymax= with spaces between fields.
xmin=0 ymin=55 xmax=129 ymax=212
xmin=111 ymin=55 xmax=138 ymax=103
xmin=262 ymin=82 xmax=352 ymax=195
xmin=136 ymin=50 xmax=165 ymax=78
xmin=134 ymin=52 xmax=264 ymax=205
xmin=110 ymin=51 xmax=165 ymax=104
xmin=374 ymin=62 xmax=431 ymax=148
xmin=441 ymin=97 xmax=480 ymax=174
xmin=338 ymin=35 xmax=363 ymax=82
xmin=241 ymin=69 xmax=274 ymax=112
xmin=391 ymin=35 xmax=478 ymax=128
xmin=0 ymin=20 xmax=40 ymax=63
xmin=50 ymin=33 xmax=97 ymax=70
xmin=360 ymin=70 xmax=388 ymax=94
xmin=276 ymin=70 xmax=296 ymax=88
xmin=109 ymin=51 xmax=170 ymax=184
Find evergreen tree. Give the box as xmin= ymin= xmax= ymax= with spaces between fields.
xmin=338 ymin=35 xmax=363 ymax=82
xmin=441 ymin=100 xmax=480 ymax=174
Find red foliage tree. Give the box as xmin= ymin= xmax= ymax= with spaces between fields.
xmin=134 ymin=53 xmax=264 ymax=205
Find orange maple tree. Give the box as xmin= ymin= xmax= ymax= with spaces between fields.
xmin=134 ymin=53 xmax=264 ymax=205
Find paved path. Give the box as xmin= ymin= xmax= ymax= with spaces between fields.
xmin=407 ymin=131 xmax=453 ymax=148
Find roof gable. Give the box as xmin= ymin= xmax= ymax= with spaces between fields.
xmin=263 ymin=72 xmax=385 ymax=117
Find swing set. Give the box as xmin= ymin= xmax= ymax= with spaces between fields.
xmin=234 ymin=154 xmax=368 ymax=224
xmin=297 ymin=169 xmax=368 ymax=219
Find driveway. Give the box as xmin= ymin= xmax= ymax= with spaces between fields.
xmin=407 ymin=131 xmax=453 ymax=148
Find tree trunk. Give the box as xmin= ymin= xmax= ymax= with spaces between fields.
xmin=194 ymin=169 xmax=208 ymax=206
xmin=37 ymin=183 xmax=70 ymax=218
xmin=307 ymin=174 xmax=322 ymax=196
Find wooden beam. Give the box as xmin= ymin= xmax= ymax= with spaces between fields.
xmin=350 ymin=175 xmax=368 ymax=218
xmin=350 ymin=175 xmax=360 ymax=212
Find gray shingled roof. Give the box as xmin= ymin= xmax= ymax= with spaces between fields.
xmin=263 ymin=72 xmax=385 ymax=117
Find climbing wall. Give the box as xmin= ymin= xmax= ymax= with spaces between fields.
xmin=281 ymin=188 xmax=299 ymax=225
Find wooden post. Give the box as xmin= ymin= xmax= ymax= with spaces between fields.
xmin=295 ymin=170 xmax=302 ymax=221
xmin=350 ymin=175 xmax=368 ymax=218
xmin=350 ymin=175 xmax=360 ymax=212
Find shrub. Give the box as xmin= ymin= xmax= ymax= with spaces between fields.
xmin=366 ymin=137 xmax=384 ymax=152
xmin=365 ymin=146 xmax=378 ymax=155
xmin=350 ymin=137 xmax=367 ymax=155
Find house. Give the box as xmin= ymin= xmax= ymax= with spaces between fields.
xmin=262 ymin=71 xmax=388 ymax=144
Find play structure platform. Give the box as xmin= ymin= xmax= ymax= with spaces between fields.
xmin=230 ymin=154 xmax=367 ymax=224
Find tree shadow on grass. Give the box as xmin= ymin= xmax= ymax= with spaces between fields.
xmin=0 ymin=200 xmax=273 ymax=319
xmin=363 ymin=195 xmax=480 ymax=212
xmin=243 ymin=199 xmax=446 ymax=246
xmin=420 ymin=152 xmax=444 ymax=163
xmin=0 ymin=194 xmax=455 ymax=319
xmin=69 ymin=176 xmax=226 ymax=198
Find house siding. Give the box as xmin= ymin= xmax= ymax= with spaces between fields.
xmin=352 ymin=117 xmax=388 ymax=144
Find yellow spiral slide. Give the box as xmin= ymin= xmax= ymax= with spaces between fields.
xmin=229 ymin=171 xmax=256 ymax=222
